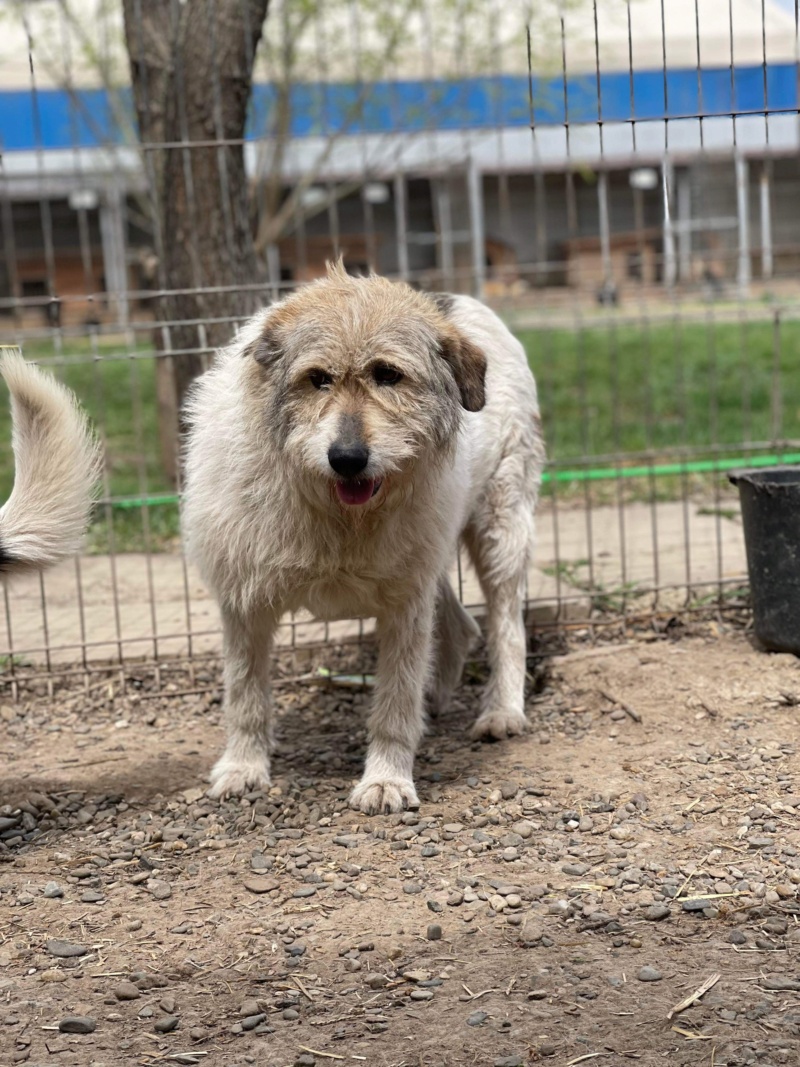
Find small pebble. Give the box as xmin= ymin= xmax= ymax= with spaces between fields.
xmin=638 ymin=966 xmax=662 ymax=982
xmin=242 ymin=875 xmax=279 ymax=894
xmin=241 ymin=1013 xmax=267 ymax=1031
xmin=58 ymin=1016 xmax=96 ymax=1034
xmin=644 ymin=904 xmax=671 ymax=921
xmin=43 ymin=882 xmax=63 ymax=899
xmin=46 ymin=939 xmax=88 ymax=958
xmin=154 ymin=1015 xmax=179 ymax=1033
xmin=114 ymin=981 xmax=141 ymax=1001
xmin=410 ymin=989 xmax=434 ymax=1001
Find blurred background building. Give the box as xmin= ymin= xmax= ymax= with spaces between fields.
xmin=1 ymin=0 xmax=798 ymax=331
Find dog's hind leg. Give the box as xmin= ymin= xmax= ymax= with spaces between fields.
xmin=427 ymin=575 xmax=480 ymax=718
xmin=349 ymin=591 xmax=435 ymax=815
xmin=208 ymin=606 xmax=277 ymax=799
xmin=464 ymin=447 xmax=539 ymax=742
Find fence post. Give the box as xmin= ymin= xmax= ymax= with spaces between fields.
xmin=661 ymin=158 xmax=676 ymax=288
xmin=598 ymin=170 xmax=612 ymax=290
xmin=467 ymin=158 xmax=485 ymax=301
xmin=99 ymin=184 xmax=129 ymax=328
xmin=393 ymin=173 xmax=409 ymax=282
xmin=760 ymin=162 xmax=773 ymax=281
xmin=677 ymin=169 xmax=692 ymax=282
xmin=736 ymin=154 xmax=751 ymax=295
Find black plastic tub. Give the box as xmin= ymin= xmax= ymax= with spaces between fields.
xmin=728 ymin=466 xmax=800 ymax=654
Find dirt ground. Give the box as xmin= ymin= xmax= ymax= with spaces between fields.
xmin=2 ymin=623 xmax=800 ymax=1067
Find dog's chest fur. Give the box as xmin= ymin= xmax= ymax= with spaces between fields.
xmin=281 ymin=477 xmax=462 ymax=619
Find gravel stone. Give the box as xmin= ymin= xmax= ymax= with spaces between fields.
xmin=241 ymin=1013 xmax=267 ymax=1030
xmin=114 ymin=981 xmax=141 ymax=1001
xmin=638 ymin=966 xmax=663 ymax=982
xmin=154 ymin=1015 xmax=179 ymax=1033
xmin=46 ymin=939 xmax=88 ymax=958
xmin=562 ymin=863 xmax=589 ymax=876
xmin=644 ymin=904 xmax=671 ymax=921
xmin=148 ymin=879 xmax=172 ymax=900
xmin=242 ymin=875 xmax=278 ymax=894
xmin=42 ymin=882 xmax=63 ymax=898
xmin=58 ymin=1015 xmax=96 ymax=1034
xmin=681 ymin=898 xmax=711 ymax=912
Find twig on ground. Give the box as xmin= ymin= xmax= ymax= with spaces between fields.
xmin=599 ymin=688 xmax=642 ymax=723
xmin=667 ymin=973 xmax=721 ymax=1019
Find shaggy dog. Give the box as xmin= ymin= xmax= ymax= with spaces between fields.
xmin=0 ymin=351 xmax=100 ymax=575
xmin=182 ymin=263 xmax=545 ymax=814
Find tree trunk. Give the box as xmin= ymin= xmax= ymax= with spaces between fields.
xmin=122 ymin=0 xmax=270 ymax=484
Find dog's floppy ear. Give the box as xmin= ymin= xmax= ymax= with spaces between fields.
xmin=249 ymin=326 xmax=283 ymax=370
xmin=438 ymin=328 xmax=487 ymax=412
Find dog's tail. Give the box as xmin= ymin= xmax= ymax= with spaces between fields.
xmin=0 ymin=350 xmax=102 ymax=576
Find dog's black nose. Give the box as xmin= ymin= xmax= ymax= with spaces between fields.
xmin=328 ymin=442 xmax=369 ymax=478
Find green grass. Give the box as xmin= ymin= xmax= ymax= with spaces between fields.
xmin=520 ymin=317 xmax=800 ymax=463
xmin=3 ymin=315 xmax=800 ymax=552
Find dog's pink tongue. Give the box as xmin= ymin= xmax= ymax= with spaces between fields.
xmin=336 ymin=479 xmax=376 ymax=506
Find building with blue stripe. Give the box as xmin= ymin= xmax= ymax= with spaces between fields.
xmin=2 ymin=56 xmax=799 ymax=326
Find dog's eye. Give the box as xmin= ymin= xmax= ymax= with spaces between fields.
xmin=309 ymin=369 xmax=333 ymax=390
xmin=372 ymin=363 xmax=403 ymax=386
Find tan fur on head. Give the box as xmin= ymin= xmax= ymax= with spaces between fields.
xmin=239 ymin=266 xmax=488 ymax=523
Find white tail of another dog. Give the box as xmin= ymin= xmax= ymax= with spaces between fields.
xmin=0 ymin=351 xmax=102 ymax=576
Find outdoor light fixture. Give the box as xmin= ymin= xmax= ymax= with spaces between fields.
xmin=68 ymin=189 xmax=99 ymax=211
xmin=629 ymin=168 xmax=658 ymax=191
xmin=299 ymin=186 xmax=328 ymax=209
xmin=362 ymin=182 xmax=390 ymax=204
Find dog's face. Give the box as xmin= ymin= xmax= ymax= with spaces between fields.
xmin=246 ymin=265 xmax=486 ymax=509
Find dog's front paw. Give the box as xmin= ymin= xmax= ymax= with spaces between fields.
xmin=349 ymin=777 xmax=420 ymax=815
xmin=208 ymin=751 xmax=271 ymax=799
xmin=470 ymin=709 xmax=528 ymax=742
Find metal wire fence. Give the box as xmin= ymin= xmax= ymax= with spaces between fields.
xmin=0 ymin=0 xmax=798 ymax=688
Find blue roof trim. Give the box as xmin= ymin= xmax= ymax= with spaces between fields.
xmin=0 ymin=65 xmax=796 ymax=151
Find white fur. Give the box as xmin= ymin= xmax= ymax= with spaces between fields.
xmin=0 ymin=352 xmax=101 ymax=576
xmin=182 ymin=278 xmax=544 ymax=814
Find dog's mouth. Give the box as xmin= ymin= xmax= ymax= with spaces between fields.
xmin=335 ymin=478 xmax=383 ymax=507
